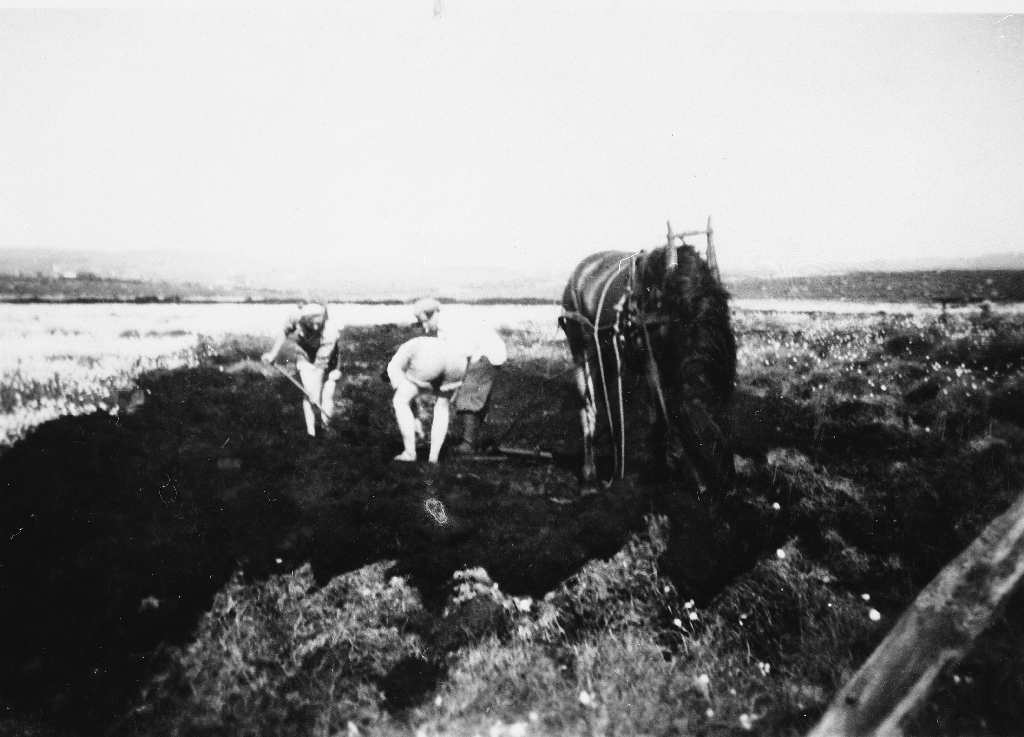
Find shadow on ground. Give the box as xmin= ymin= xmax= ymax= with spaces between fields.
xmin=0 ymin=325 xmax=789 ymax=733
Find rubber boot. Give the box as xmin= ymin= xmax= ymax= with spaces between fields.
xmin=452 ymin=412 xmax=478 ymax=455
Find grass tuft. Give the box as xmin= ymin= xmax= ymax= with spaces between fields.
xmin=140 ymin=562 xmax=424 ymax=735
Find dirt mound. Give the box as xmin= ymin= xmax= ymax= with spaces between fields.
xmin=0 ymin=325 xmax=779 ymax=731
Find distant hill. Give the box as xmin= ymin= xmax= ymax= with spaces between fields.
xmin=839 ymin=252 xmax=1024 ymax=274
xmin=725 ymin=270 xmax=1024 ymax=304
xmin=4 ymin=269 xmax=1022 ymax=306
xmin=3 ymin=247 xmax=1024 ymax=304
xmin=0 ymin=273 xmax=562 ymax=305
xmin=0 ymin=248 xmax=566 ymax=302
xmin=0 ymin=273 xmax=291 ymax=303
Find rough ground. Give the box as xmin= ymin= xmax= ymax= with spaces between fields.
xmin=0 ymin=324 xmax=791 ymax=733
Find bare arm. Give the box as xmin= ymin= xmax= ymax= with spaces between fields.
xmin=328 ymin=332 xmax=343 ymax=380
xmin=386 ymin=343 xmax=412 ymax=387
xmin=263 ymin=313 xmax=300 ymax=364
xmin=262 ymin=333 xmax=289 ymax=364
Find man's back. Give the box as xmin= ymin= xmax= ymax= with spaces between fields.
xmin=390 ymin=336 xmax=467 ymax=391
xmin=435 ymin=311 xmax=507 ymax=366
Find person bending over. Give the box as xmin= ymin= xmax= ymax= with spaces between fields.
xmin=411 ymin=298 xmax=507 ymax=454
xmin=386 ymin=336 xmax=468 ymax=463
xmin=262 ymin=301 xmax=342 ymax=437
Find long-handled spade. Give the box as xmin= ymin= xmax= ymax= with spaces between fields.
xmin=268 ymin=363 xmax=336 ymax=435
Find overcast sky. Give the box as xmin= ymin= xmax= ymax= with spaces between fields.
xmin=2 ymin=2 xmax=1024 ymax=282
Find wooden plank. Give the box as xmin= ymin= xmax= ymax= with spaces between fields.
xmin=807 ymin=492 xmax=1024 ymax=737
xmin=671 ymin=229 xmax=710 ymax=239
xmin=498 ymin=445 xmax=554 ymax=460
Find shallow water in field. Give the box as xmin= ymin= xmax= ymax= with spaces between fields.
xmin=0 ymin=303 xmax=566 ymax=446
xmin=0 ymin=302 xmax=562 ymax=348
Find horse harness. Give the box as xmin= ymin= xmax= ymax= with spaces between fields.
xmin=560 ymin=251 xmax=678 ymax=478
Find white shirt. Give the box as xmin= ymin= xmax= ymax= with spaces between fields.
xmin=435 ymin=311 xmax=507 ymax=366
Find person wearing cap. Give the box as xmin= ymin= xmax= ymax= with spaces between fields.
xmin=385 ymin=336 xmax=468 ymax=462
xmin=411 ymin=298 xmax=507 ymax=454
xmin=262 ymin=301 xmax=343 ymax=437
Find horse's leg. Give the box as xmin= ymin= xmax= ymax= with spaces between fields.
xmin=561 ymin=316 xmax=599 ymax=496
xmin=682 ymin=400 xmax=736 ymax=496
xmin=575 ymin=359 xmax=599 ymax=493
xmin=665 ymin=424 xmax=708 ymax=497
xmin=575 ymin=354 xmax=600 ymax=496
xmin=643 ymin=357 xmax=709 ymax=495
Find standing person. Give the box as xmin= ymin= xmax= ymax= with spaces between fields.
xmin=385 ymin=336 xmax=468 ymax=463
xmin=411 ymin=298 xmax=507 ymax=454
xmin=262 ymin=301 xmax=342 ymax=437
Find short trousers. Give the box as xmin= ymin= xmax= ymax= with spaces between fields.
xmin=297 ymin=339 xmax=339 ymax=371
xmin=408 ymin=375 xmax=463 ymax=394
xmin=454 ymin=357 xmax=497 ymax=413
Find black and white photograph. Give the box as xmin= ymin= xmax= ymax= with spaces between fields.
xmin=3 ymin=2 xmax=1024 ymax=734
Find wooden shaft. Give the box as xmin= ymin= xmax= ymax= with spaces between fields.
xmin=706 ymin=216 xmax=722 ymax=283
xmin=666 ymin=221 xmax=678 ymax=270
xmin=807 ymin=491 xmax=1024 ymax=737
xmin=270 ymin=363 xmax=334 ymax=427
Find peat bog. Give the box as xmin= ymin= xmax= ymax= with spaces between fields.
xmin=0 ymin=324 xmax=783 ymax=732
xmin=3 ymin=315 xmax=1024 ymax=734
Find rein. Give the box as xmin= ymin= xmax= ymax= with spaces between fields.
xmin=591 ymin=265 xmax=626 ymax=478
xmin=639 ymin=313 xmax=671 ymax=428
xmin=634 ymin=255 xmax=673 ymax=432
xmin=561 ymin=251 xmax=677 ymax=480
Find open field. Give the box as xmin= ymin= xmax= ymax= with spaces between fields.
xmin=2 ymin=300 xmax=1024 ymax=735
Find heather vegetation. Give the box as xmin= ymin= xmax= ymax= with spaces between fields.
xmin=2 ymin=302 xmax=1024 ymax=735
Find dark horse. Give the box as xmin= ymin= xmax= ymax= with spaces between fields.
xmin=559 ymin=220 xmax=737 ymax=497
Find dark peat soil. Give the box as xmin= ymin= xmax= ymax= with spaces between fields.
xmin=0 ymin=325 xmax=786 ymax=733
